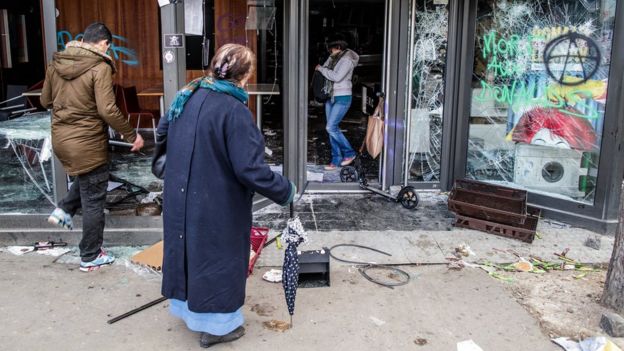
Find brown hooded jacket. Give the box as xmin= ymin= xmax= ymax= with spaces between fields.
xmin=40 ymin=41 xmax=137 ymax=176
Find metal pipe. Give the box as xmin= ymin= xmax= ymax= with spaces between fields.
xmin=108 ymin=140 xmax=134 ymax=148
xmin=107 ymin=296 xmax=168 ymax=324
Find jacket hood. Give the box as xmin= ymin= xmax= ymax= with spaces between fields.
xmin=52 ymin=41 xmax=116 ymax=80
xmin=341 ymin=49 xmax=359 ymax=67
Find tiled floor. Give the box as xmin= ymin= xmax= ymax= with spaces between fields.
xmin=254 ymin=192 xmax=454 ymax=232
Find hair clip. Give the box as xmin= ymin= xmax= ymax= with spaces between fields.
xmin=219 ymin=62 xmax=229 ymax=78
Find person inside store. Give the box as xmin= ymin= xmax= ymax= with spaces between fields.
xmin=158 ymin=43 xmax=295 ymax=348
xmin=315 ymin=34 xmax=360 ymax=171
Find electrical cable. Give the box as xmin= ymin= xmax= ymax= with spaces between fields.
xmin=328 ymin=243 xmax=392 ymax=265
xmin=327 ymin=243 xmax=411 ymax=289
xmin=358 ymin=264 xmax=410 ymax=289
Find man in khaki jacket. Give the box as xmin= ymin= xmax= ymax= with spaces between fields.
xmin=41 ymin=22 xmax=144 ymax=272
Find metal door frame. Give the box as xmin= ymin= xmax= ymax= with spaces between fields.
xmin=402 ymin=0 xmax=465 ymax=190
xmin=285 ymin=0 xmax=406 ymax=193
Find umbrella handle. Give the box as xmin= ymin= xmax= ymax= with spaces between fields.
xmin=289 ymin=202 xmax=294 ymax=219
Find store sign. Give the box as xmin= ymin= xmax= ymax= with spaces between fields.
xmin=164 ymin=34 xmax=184 ymax=49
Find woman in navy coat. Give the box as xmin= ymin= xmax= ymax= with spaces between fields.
xmin=159 ymin=44 xmax=295 ymax=348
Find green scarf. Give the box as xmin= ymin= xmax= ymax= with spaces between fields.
xmin=167 ymin=76 xmax=249 ymax=122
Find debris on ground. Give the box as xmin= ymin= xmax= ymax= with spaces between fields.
xmin=131 ymin=241 xmax=163 ymax=271
xmin=250 ymin=303 xmax=276 ymax=317
xmin=457 ymin=339 xmax=484 ymax=351
xmin=552 ymin=336 xmax=622 ymax=351
xmin=140 ymin=191 xmax=162 ymax=204
xmin=369 ymin=316 xmax=386 ymax=326
xmin=262 ymin=269 xmax=283 ymax=283
xmin=34 ymin=247 xmax=72 ymax=257
xmin=600 ymin=312 xmax=624 ymax=338
xmin=448 ymin=179 xmax=539 ymax=243
xmin=414 ymin=338 xmax=428 ymax=346
xmin=512 ymin=258 xmax=534 ymax=272
xmin=446 ymin=247 xmax=602 ymax=286
xmin=5 ymin=246 xmax=35 ymax=255
xmin=447 ymin=258 xmax=468 ymax=271
xmin=481 ymin=250 xmax=599 ymax=277
xmin=585 ymin=236 xmax=602 ymax=251
xmin=262 ymin=320 xmax=291 ymax=332
xmin=5 ymin=241 xmax=71 ymax=257
xmin=454 ymin=243 xmax=475 ymax=258
xmin=542 ymin=219 xmax=571 ymax=229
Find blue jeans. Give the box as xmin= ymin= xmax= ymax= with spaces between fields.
xmin=325 ymin=96 xmax=355 ymax=166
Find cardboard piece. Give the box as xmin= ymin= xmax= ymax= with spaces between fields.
xmin=131 ymin=241 xmax=163 ymax=271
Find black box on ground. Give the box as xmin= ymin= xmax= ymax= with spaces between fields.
xmin=298 ymin=248 xmax=330 ymax=288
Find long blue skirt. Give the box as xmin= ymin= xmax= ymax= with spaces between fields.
xmin=169 ymin=299 xmax=244 ymax=336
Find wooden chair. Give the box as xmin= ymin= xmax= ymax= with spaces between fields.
xmin=117 ymin=86 xmax=157 ymax=141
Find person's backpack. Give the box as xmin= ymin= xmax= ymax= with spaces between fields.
xmin=311 ymin=70 xmax=330 ymax=103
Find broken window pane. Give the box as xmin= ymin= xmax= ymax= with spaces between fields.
xmin=466 ymin=0 xmax=616 ymax=204
xmin=0 ymin=112 xmax=55 ymax=213
xmin=405 ymin=1 xmax=449 ymax=183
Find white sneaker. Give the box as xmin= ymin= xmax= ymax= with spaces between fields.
xmin=79 ymin=250 xmax=115 ymax=272
xmin=47 ymin=208 xmax=73 ymax=230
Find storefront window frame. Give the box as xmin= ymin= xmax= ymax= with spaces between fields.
xmin=451 ymin=0 xmax=624 ymax=227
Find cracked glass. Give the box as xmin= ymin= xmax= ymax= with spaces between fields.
xmin=405 ymin=0 xmax=449 ymax=183
xmin=0 ymin=112 xmax=56 ymax=213
xmin=466 ymin=0 xmax=617 ymax=204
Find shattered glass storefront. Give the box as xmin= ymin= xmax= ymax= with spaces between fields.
xmin=405 ymin=1 xmax=449 ymax=183
xmin=466 ymin=0 xmax=617 ymax=204
xmin=1 ymin=0 xmax=622 ymax=233
xmin=0 ymin=112 xmax=56 ymax=214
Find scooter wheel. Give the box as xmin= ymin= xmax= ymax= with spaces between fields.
xmin=340 ymin=166 xmax=358 ymax=183
xmin=398 ymin=186 xmax=419 ymax=209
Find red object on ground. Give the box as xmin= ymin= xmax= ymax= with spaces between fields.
xmin=511 ymin=107 xmax=597 ymax=151
xmin=249 ymin=227 xmax=269 ymax=276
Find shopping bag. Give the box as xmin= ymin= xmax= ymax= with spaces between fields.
xmin=363 ymin=97 xmax=384 ymax=159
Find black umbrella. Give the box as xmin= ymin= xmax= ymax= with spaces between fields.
xmin=281 ymin=202 xmax=307 ymax=326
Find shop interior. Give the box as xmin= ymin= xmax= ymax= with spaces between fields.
xmin=306 ymin=0 xmax=385 ymax=184
xmin=0 ymin=0 xmax=284 ymax=215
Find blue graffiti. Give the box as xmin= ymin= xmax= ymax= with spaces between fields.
xmin=57 ymin=30 xmax=139 ymax=66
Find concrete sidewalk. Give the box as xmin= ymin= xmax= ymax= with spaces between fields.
xmin=0 ymin=253 xmax=558 ymax=351
xmin=256 ymin=225 xmax=615 ymax=268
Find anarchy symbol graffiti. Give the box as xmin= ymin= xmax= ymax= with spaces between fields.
xmin=543 ymin=32 xmax=601 ymax=86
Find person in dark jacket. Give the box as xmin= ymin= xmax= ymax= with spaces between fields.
xmin=40 ymin=22 xmax=144 ymax=272
xmin=159 ymin=44 xmax=295 ymax=348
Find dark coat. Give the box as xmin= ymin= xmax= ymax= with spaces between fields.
xmin=160 ymin=89 xmax=293 ymax=313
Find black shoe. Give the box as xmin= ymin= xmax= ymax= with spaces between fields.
xmin=199 ymin=326 xmax=245 ymax=348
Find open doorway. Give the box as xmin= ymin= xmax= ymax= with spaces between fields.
xmin=306 ymin=0 xmax=385 ymax=184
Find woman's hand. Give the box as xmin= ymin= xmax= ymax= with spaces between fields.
xmin=315 ymin=64 xmax=321 ymax=71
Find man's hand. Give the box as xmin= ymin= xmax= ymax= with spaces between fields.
xmin=131 ymin=134 xmax=145 ymax=152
